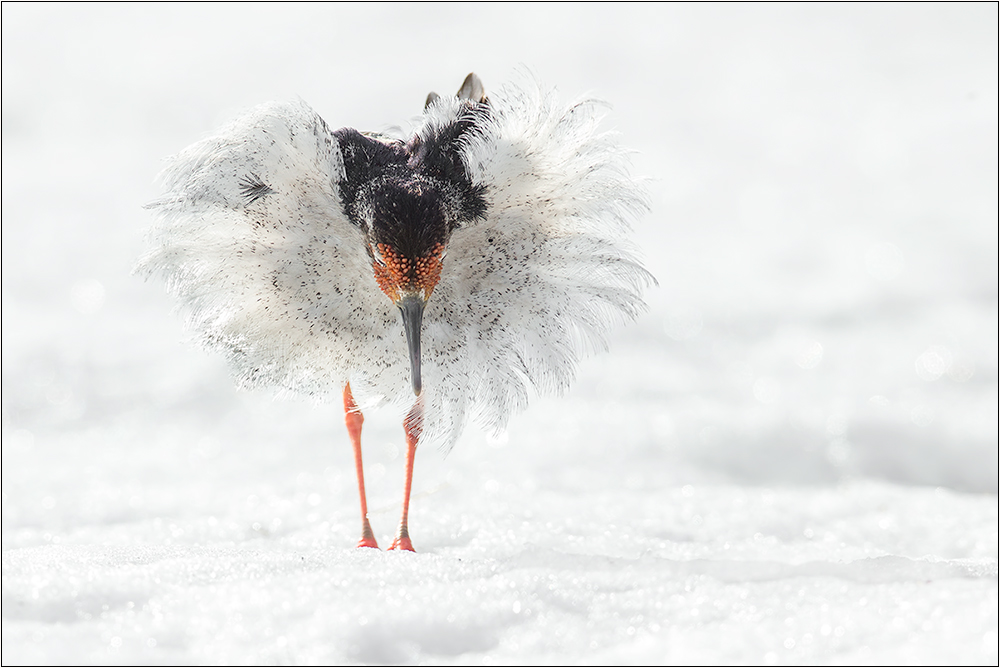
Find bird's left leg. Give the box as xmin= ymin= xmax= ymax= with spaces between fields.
xmin=344 ymin=383 xmax=378 ymax=549
xmin=389 ymin=397 xmax=423 ymax=551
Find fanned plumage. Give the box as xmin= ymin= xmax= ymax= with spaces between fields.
xmin=139 ymin=75 xmax=653 ymax=451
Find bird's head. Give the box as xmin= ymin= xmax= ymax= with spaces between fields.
xmin=361 ymin=178 xmax=453 ymax=397
xmin=337 ymin=76 xmax=489 ymax=398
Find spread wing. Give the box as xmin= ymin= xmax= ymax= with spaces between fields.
xmin=140 ymin=83 xmax=653 ymax=451
xmin=138 ymin=100 xmax=398 ymax=398
xmin=416 ymin=78 xmax=655 ymax=446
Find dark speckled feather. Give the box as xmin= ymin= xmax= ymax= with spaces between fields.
xmin=138 ymin=74 xmax=653 ymax=450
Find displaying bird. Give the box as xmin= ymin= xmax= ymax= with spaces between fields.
xmin=139 ymin=72 xmax=653 ymax=551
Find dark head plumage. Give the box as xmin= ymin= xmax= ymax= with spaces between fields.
xmin=330 ymin=77 xmax=490 ymax=397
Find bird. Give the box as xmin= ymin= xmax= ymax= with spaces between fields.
xmin=138 ymin=72 xmax=653 ymax=552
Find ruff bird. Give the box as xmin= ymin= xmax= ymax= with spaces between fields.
xmin=139 ymin=73 xmax=653 ymax=551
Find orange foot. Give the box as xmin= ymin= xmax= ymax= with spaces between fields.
xmin=356 ymin=518 xmax=378 ymax=549
xmin=388 ymin=535 xmax=415 ymax=552
xmin=356 ymin=535 xmax=379 ymax=549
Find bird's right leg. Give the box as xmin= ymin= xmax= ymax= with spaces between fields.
xmin=388 ymin=397 xmax=423 ymax=552
xmin=344 ymin=383 xmax=378 ymax=549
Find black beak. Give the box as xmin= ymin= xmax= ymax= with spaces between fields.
xmin=397 ymin=293 xmax=425 ymax=396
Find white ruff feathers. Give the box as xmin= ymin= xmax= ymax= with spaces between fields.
xmin=139 ymin=76 xmax=654 ymax=450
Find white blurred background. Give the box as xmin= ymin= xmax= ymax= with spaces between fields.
xmin=3 ymin=4 xmax=997 ymax=665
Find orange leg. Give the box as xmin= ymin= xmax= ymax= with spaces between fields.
xmin=389 ymin=398 xmax=423 ymax=552
xmin=344 ymin=383 xmax=378 ymax=549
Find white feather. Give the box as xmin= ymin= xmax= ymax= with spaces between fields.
xmin=139 ymin=76 xmax=654 ymax=450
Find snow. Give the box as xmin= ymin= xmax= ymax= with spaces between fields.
xmin=2 ymin=4 xmax=997 ymax=665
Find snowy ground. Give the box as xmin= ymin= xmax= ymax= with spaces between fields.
xmin=2 ymin=4 xmax=997 ymax=665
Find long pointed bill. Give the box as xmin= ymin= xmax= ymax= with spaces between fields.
xmin=397 ymin=293 xmax=425 ymax=396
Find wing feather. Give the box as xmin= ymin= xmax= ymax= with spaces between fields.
xmin=138 ymin=100 xmax=399 ymax=400
xmin=140 ymin=81 xmax=653 ymax=451
xmin=416 ymin=77 xmax=655 ymax=446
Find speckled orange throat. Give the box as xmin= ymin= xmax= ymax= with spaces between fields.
xmin=372 ymin=242 xmax=445 ymax=302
